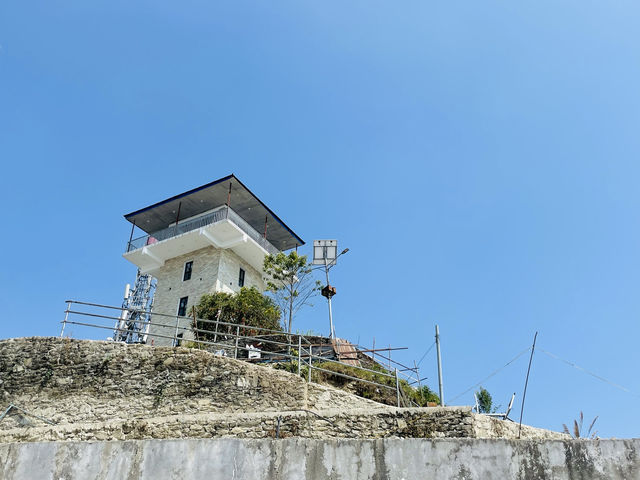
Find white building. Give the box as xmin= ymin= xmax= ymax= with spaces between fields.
xmin=122 ymin=174 xmax=304 ymax=345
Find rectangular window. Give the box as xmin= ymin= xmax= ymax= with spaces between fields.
xmin=177 ymin=296 xmax=188 ymax=316
xmin=183 ymin=261 xmax=193 ymax=281
xmin=238 ymin=268 xmax=245 ymax=287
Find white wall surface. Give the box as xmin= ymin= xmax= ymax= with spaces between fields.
xmin=1 ymin=438 xmax=639 ymax=480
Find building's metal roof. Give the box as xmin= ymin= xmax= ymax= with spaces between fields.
xmin=124 ymin=174 xmax=304 ymax=251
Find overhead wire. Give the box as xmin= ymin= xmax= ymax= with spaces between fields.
xmin=417 ymin=341 xmax=436 ymax=367
xmin=426 ymin=338 xmax=639 ymax=408
xmin=538 ymin=348 xmax=640 ymax=398
xmin=448 ymin=346 xmax=532 ymax=404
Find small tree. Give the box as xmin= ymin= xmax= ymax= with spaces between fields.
xmin=476 ymin=387 xmax=495 ymax=413
xmin=194 ymin=287 xmax=281 ymax=339
xmin=415 ymin=385 xmax=441 ymax=406
xmin=263 ymin=251 xmax=321 ymax=334
xmin=195 ymin=291 xmax=234 ymax=335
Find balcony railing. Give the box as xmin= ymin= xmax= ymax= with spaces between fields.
xmin=126 ymin=206 xmax=279 ymax=255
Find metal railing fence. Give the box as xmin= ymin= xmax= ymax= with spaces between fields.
xmin=126 ymin=206 xmax=278 ymax=255
xmin=60 ymin=300 xmax=423 ymax=407
xmin=225 ymin=207 xmax=279 ymax=255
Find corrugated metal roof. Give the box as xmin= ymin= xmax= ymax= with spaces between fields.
xmin=124 ymin=174 xmax=304 ymax=252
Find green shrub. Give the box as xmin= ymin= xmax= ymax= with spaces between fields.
xmin=272 ymin=358 xmax=440 ymax=407
xmin=194 ymin=287 xmax=282 ymax=339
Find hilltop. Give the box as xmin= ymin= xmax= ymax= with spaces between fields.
xmin=0 ymin=337 xmax=564 ymax=443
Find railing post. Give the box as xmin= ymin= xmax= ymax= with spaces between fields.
xmin=213 ymin=309 xmax=221 ymax=345
xmin=128 ymin=221 xmax=136 ymax=252
xmin=234 ymin=325 xmax=240 ymax=359
xmin=60 ymin=301 xmax=71 ymax=337
xmin=173 ymin=316 xmax=180 ymax=347
xmin=297 ymin=336 xmax=302 ymax=376
xmin=395 ymin=368 xmax=400 ymax=407
xmin=307 ymin=347 xmax=312 ymax=383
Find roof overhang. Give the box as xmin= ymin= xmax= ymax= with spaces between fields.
xmin=124 ymin=174 xmax=304 ymax=251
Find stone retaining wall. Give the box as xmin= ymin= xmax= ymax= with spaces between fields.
xmin=0 ymin=407 xmax=564 ymax=443
xmin=0 ymin=337 xmax=381 ymax=430
xmin=0 ymin=338 xmax=565 ymax=443
xmin=0 ymin=407 xmax=473 ymax=443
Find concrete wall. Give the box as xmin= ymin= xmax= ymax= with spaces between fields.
xmin=1 ymin=438 xmax=639 ymax=480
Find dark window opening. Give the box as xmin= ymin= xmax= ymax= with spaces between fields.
xmin=177 ymin=296 xmax=188 ymax=316
xmin=183 ymin=261 xmax=193 ymax=281
xmin=238 ymin=268 xmax=245 ymax=287
xmin=176 ymin=333 xmax=184 ymax=347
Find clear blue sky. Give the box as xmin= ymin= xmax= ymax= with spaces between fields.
xmin=1 ymin=1 xmax=639 ymax=438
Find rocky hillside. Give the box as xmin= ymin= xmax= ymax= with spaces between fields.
xmin=0 ymin=337 xmax=565 ymax=443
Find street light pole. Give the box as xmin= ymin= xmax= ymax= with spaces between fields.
xmin=314 ymin=245 xmax=348 ymax=342
xmin=324 ymin=254 xmax=336 ymax=340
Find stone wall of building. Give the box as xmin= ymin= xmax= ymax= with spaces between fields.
xmin=149 ymin=245 xmax=266 ymax=346
xmin=150 ymin=246 xmax=221 ymax=345
xmin=217 ymin=249 xmax=265 ymax=294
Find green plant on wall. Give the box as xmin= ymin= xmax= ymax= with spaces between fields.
xmin=274 ymin=359 xmax=441 ymax=407
xmin=413 ymin=385 xmax=441 ymax=406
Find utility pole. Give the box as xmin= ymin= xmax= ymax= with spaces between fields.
xmin=435 ymin=325 xmax=445 ymax=406
xmin=518 ymin=331 xmax=538 ymax=438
